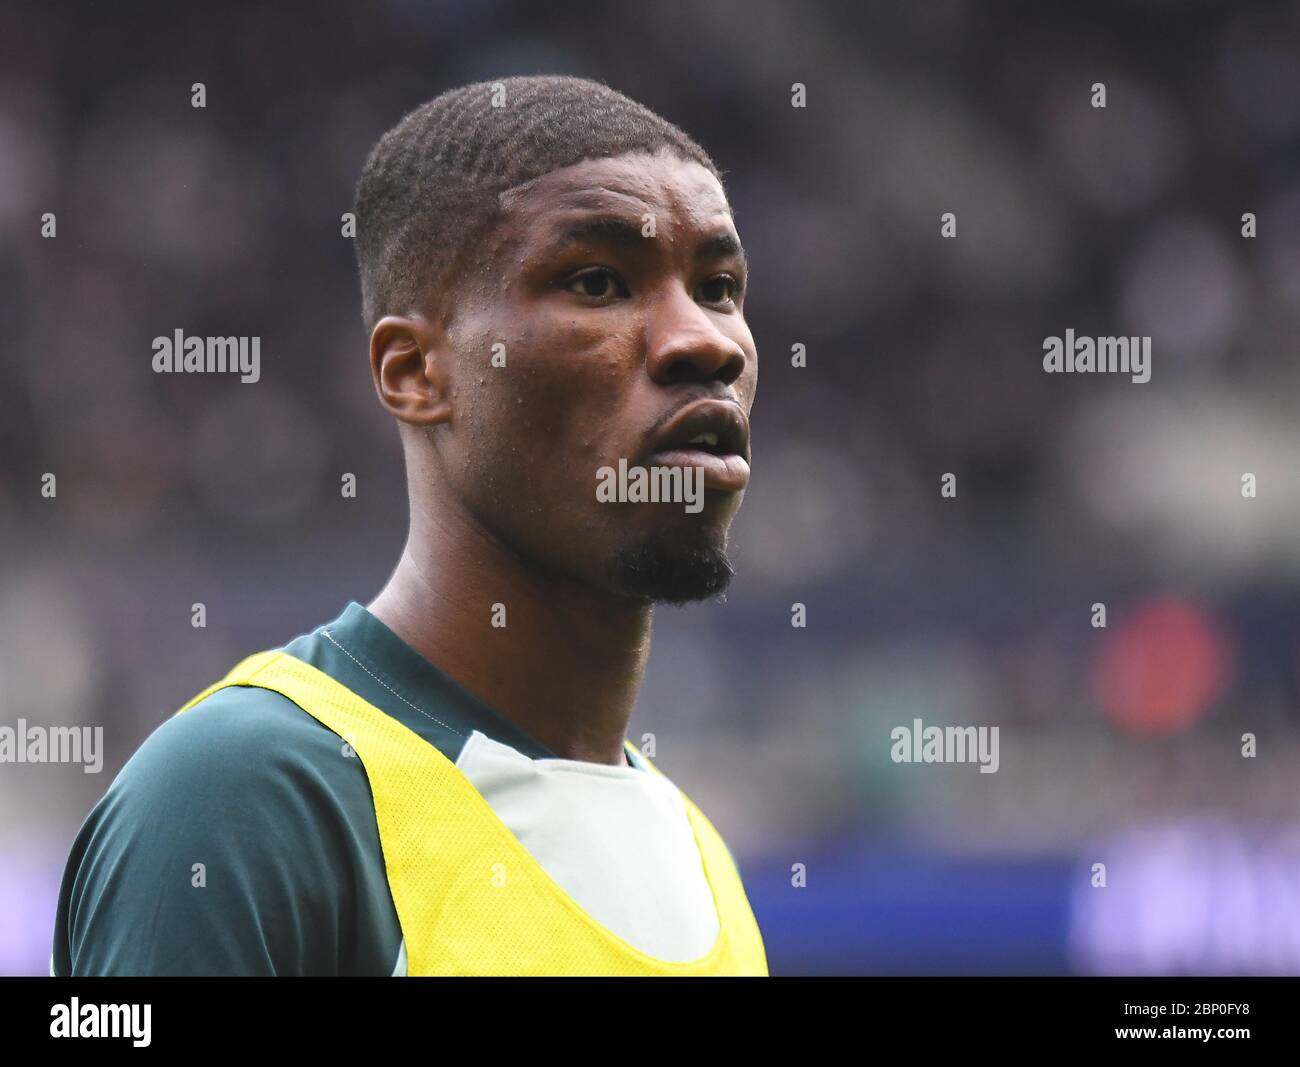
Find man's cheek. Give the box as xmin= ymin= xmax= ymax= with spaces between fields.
xmin=508 ymin=376 xmax=623 ymax=460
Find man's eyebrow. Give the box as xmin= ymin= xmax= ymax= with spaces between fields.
xmin=543 ymin=215 xmax=647 ymax=256
xmin=696 ymin=232 xmax=748 ymax=271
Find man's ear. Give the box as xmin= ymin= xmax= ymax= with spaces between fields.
xmin=369 ymin=313 xmax=453 ymax=426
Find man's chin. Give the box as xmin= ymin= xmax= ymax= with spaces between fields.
xmin=608 ymin=538 xmax=735 ymax=605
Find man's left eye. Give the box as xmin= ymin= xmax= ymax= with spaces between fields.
xmin=696 ymin=276 xmax=738 ymax=305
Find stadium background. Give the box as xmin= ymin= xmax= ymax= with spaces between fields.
xmin=4 ymin=0 xmax=1300 ymax=975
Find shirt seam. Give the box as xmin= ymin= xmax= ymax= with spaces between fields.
xmin=320 ymin=628 xmax=464 ymax=739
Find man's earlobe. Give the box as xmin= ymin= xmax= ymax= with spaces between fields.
xmin=370 ymin=314 xmax=453 ymax=426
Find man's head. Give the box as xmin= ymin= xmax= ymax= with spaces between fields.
xmin=355 ymin=76 xmax=757 ymax=605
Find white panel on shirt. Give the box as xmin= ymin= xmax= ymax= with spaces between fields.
xmin=391 ymin=729 xmax=720 ymax=975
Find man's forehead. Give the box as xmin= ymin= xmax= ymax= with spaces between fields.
xmin=498 ymin=151 xmax=732 ymax=231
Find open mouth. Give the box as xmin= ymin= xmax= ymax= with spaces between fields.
xmin=681 ymin=431 xmax=728 ymax=455
xmin=647 ymin=399 xmax=751 ymax=492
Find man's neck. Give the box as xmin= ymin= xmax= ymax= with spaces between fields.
xmin=368 ymin=499 xmax=652 ymax=768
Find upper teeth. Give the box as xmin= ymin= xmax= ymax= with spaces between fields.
xmin=688 ymin=433 xmax=720 ymax=447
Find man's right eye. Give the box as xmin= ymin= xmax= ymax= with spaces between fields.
xmin=565 ymin=269 xmax=628 ymax=300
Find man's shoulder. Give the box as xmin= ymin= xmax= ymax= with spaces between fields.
xmin=87 ymin=676 xmax=376 ymax=874
xmin=167 ymin=674 xmax=334 ymax=743
xmin=53 ymin=669 xmax=399 ymax=976
xmin=123 ymin=679 xmax=353 ymax=792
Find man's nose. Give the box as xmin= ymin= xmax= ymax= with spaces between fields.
xmin=644 ymin=288 xmax=747 ymax=386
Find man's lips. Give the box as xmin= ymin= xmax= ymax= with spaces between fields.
xmin=646 ymin=448 xmax=751 ymax=492
xmin=645 ymin=399 xmax=752 ymax=492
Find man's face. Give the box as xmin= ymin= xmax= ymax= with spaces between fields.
xmin=437 ymin=147 xmax=757 ymax=604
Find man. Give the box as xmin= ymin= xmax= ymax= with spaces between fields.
xmin=52 ymin=75 xmax=765 ymax=976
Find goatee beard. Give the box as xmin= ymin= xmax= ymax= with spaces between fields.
xmin=608 ymin=538 xmax=736 ymax=605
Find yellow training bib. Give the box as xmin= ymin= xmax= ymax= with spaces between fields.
xmin=177 ymin=649 xmax=769 ymax=976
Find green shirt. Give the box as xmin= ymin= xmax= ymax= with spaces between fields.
xmin=52 ymin=601 xmax=582 ymax=976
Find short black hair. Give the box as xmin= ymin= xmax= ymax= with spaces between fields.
xmin=353 ymin=75 xmax=722 ymax=332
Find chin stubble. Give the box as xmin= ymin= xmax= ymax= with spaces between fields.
xmin=608 ymin=538 xmax=736 ymax=605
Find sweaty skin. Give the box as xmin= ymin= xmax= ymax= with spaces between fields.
xmin=367 ymin=147 xmax=758 ymax=767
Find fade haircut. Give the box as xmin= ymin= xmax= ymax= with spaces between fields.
xmin=353 ymin=75 xmax=722 ymax=332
